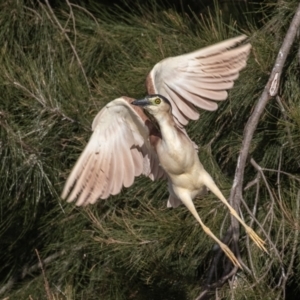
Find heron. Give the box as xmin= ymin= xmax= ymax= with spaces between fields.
xmin=62 ymin=35 xmax=266 ymax=267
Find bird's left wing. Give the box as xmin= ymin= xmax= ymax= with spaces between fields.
xmin=61 ymin=97 xmax=165 ymax=206
xmin=146 ymin=35 xmax=251 ymax=126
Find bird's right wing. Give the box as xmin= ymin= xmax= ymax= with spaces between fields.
xmin=146 ymin=35 xmax=251 ymax=127
xmin=61 ymin=97 xmax=165 ymax=206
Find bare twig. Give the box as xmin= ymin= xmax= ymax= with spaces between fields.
xmin=260 ymin=167 xmax=300 ymax=183
xmin=244 ymin=173 xmax=261 ymax=191
xmin=24 ymin=5 xmax=43 ymax=20
xmin=196 ymin=266 xmax=239 ymax=300
xmin=242 ymin=174 xmax=261 ymax=280
xmin=0 ymin=246 xmax=83 ymax=296
xmin=35 ymin=249 xmax=52 ymax=300
xmin=65 ymin=0 xmax=77 ymax=67
xmin=298 ymin=43 xmax=300 ymax=67
xmin=248 ymin=257 xmax=276 ymax=288
xmin=249 ymin=158 xmax=284 ymax=265
xmin=41 ymin=0 xmax=91 ymax=95
xmin=276 ymin=96 xmax=294 ymax=147
xmin=275 ymin=191 xmax=299 ymax=300
xmin=70 ymin=3 xmax=100 ymax=27
xmin=206 ymin=120 xmax=229 ymax=149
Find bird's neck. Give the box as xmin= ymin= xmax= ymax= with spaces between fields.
xmin=154 ymin=111 xmax=179 ymax=143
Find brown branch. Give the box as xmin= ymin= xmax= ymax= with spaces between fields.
xmin=276 ymin=96 xmax=294 ymax=148
xmin=261 ymin=167 xmax=300 ymax=182
xmin=0 ymin=246 xmax=83 ymax=296
xmin=196 ymin=266 xmax=239 ymax=300
xmin=65 ymin=0 xmax=77 ymax=67
xmin=41 ymin=0 xmax=91 ymax=95
xmin=274 ymin=195 xmax=298 ymax=300
xmin=298 ymin=43 xmax=300 ymax=67
xmin=229 ymin=1 xmax=300 ymax=228
xmin=35 ymin=249 xmax=52 ymax=300
xmin=228 ymin=1 xmax=300 ymax=259
xmin=281 ymin=191 xmax=299 ymax=288
xmin=195 ymin=5 xmax=300 ymax=299
xmin=249 ymin=158 xmax=284 ymax=265
xmin=70 ymin=3 xmax=100 ymax=28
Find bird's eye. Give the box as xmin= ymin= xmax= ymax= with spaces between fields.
xmin=154 ymin=98 xmax=161 ymax=105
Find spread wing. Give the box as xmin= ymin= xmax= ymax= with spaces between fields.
xmin=61 ymin=97 xmax=165 ymax=206
xmin=146 ymin=35 xmax=251 ymax=126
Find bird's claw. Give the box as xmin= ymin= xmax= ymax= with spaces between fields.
xmin=220 ymin=242 xmax=243 ymax=269
xmin=247 ymin=227 xmax=268 ymax=253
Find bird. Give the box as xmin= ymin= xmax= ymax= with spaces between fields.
xmin=61 ymin=35 xmax=266 ymax=268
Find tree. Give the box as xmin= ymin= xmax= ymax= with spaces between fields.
xmin=0 ymin=0 xmax=300 ymax=299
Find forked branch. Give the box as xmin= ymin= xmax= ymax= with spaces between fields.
xmin=229 ymin=2 xmax=300 ymax=222
xmin=197 ymin=3 xmax=300 ymax=299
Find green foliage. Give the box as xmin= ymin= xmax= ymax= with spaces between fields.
xmin=0 ymin=0 xmax=300 ymax=299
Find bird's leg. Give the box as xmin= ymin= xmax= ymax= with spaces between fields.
xmin=202 ymin=172 xmax=268 ymax=253
xmin=177 ymin=190 xmax=242 ymax=269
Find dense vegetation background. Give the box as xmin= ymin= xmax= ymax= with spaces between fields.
xmin=0 ymin=0 xmax=299 ymax=299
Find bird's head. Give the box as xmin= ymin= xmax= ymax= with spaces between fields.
xmin=132 ymin=94 xmax=171 ymax=117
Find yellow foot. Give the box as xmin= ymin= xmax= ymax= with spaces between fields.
xmin=246 ymin=227 xmax=268 ymax=253
xmin=219 ymin=242 xmax=243 ymax=269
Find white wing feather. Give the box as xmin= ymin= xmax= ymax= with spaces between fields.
xmin=147 ymin=35 xmax=251 ymax=126
xmin=61 ymin=97 xmax=164 ymax=206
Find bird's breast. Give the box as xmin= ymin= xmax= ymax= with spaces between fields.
xmin=156 ymin=135 xmax=197 ymax=176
